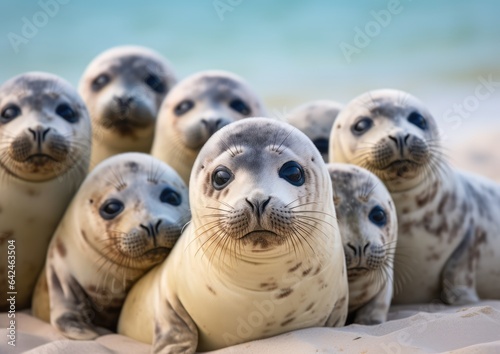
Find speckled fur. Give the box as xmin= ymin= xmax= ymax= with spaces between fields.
xmin=329 ymin=89 xmax=500 ymax=304
xmin=328 ymin=163 xmax=397 ymax=324
xmin=79 ymin=46 xmax=177 ymax=168
xmin=119 ymin=118 xmax=348 ymax=353
xmin=0 ymin=72 xmax=91 ymax=311
xmin=150 ymin=70 xmax=267 ymax=184
xmin=31 ymin=153 xmax=190 ymax=339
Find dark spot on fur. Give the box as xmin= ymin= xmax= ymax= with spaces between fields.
xmin=285 ymin=309 xmax=296 ymax=318
xmin=276 ymin=287 xmax=293 ymax=299
xmin=81 ymin=230 xmax=88 ymax=242
xmin=207 ymin=285 xmax=216 ymax=295
xmin=281 ymin=317 xmax=295 ymax=326
xmin=289 ymin=262 xmax=302 ymax=272
xmin=302 ymin=267 xmax=312 ymax=276
xmin=56 ymin=238 xmax=66 ymax=257
xmin=313 ymin=265 xmax=321 ymax=275
xmin=305 ymin=302 xmax=315 ymax=311
xmin=266 ymin=321 xmax=276 ymax=327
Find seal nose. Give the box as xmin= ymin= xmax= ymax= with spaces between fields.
xmin=114 ymin=95 xmax=134 ymax=108
xmin=346 ymin=242 xmax=371 ymax=257
xmin=201 ymin=118 xmax=226 ymax=135
xmin=140 ymin=220 xmax=162 ymax=245
xmin=28 ymin=127 xmax=51 ymax=149
xmin=388 ymin=133 xmax=410 ymax=157
xmin=245 ymin=196 xmax=271 ymax=218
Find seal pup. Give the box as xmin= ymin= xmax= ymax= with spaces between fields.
xmin=286 ymin=100 xmax=343 ymax=162
xmin=329 ymin=89 xmax=500 ymax=305
xmin=0 ymin=72 xmax=91 ymax=310
xmin=119 ymin=118 xmax=348 ymax=353
xmin=150 ymin=70 xmax=267 ymax=184
xmin=31 ymin=152 xmax=190 ymax=339
xmin=327 ymin=163 xmax=397 ymax=324
xmin=79 ymin=45 xmax=177 ymax=167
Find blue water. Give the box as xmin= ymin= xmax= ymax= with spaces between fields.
xmin=1 ymin=0 xmax=499 ymax=139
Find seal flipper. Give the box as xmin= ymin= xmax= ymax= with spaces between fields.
xmin=441 ymin=225 xmax=480 ymax=305
xmin=47 ymin=263 xmax=99 ymax=340
xmin=153 ymin=295 xmax=198 ymax=354
xmin=353 ymin=278 xmax=393 ymax=324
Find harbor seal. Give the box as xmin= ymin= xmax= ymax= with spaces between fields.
xmin=31 ymin=152 xmax=190 ymax=339
xmin=119 ymin=118 xmax=348 ymax=352
xmin=0 ymin=72 xmax=91 ymax=311
xmin=150 ymin=70 xmax=267 ymax=184
xmin=329 ymin=89 xmax=500 ymax=304
xmin=286 ymin=100 xmax=343 ymax=162
xmin=79 ymin=45 xmax=177 ymax=168
xmin=327 ymin=163 xmax=397 ymax=324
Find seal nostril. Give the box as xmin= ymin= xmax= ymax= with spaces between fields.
xmin=404 ymin=134 xmax=410 ymax=145
xmin=154 ymin=220 xmax=162 ymax=234
xmin=260 ymin=197 xmax=271 ymax=213
xmin=388 ymin=135 xmax=398 ymax=147
xmin=42 ymin=128 xmax=51 ymax=141
xmin=245 ymin=198 xmax=255 ymax=211
xmin=363 ymin=242 xmax=371 ymax=255
xmin=28 ymin=128 xmax=37 ymax=140
xmin=140 ymin=224 xmax=151 ymax=237
xmin=347 ymin=243 xmax=357 ymax=256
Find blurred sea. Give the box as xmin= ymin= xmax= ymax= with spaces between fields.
xmin=0 ymin=0 xmax=499 ymax=143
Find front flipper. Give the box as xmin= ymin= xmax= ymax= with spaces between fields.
xmin=153 ymin=295 xmax=198 ymax=354
xmin=441 ymin=225 xmax=480 ymax=305
xmin=353 ymin=276 xmax=393 ymax=325
xmin=47 ymin=264 xmax=99 ymax=340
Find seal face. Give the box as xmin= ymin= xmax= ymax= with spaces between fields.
xmin=329 ymin=89 xmax=500 ymax=305
xmin=327 ymin=163 xmax=397 ymax=324
xmin=0 ymin=72 xmax=91 ymax=310
xmin=79 ymin=46 xmax=177 ymax=167
xmin=150 ymin=70 xmax=267 ymax=183
xmin=286 ymin=100 xmax=343 ymax=162
xmin=119 ymin=118 xmax=348 ymax=353
xmin=31 ymin=152 xmax=190 ymax=340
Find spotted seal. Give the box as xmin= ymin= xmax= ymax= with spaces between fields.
xmin=0 ymin=72 xmax=91 ymax=311
xmin=119 ymin=118 xmax=348 ymax=352
xmin=328 ymin=163 xmax=397 ymax=324
xmin=79 ymin=45 xmax=177 ymax=167
xmin=286 ymin=100 xmax=343 ymax=161
xmin=150 ymin=70 xmax=267 ymax=184
xmin=31 ymin=152 xmax=190 ymax=339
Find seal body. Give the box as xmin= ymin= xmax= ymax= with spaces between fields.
xmin=79 ymin=46 xmax=177 ymax=167
xmin=31 ymin=153 xmax=190 ymax=339
xmin=0 ymin=72 xmax=91 ymax=310
xmin=286 ymin=100 xmax=343 ymax=162
xmin=327 ymin=163 xmax=397 ymax=324
xmin=150 ymin=70 xmax=267 ymax=184
xmin=329 ymin=89 xmax=500 ymax=304
xmin=119 ymin=118 xmax=348 ymax=353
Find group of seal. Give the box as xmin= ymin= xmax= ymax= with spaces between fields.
xmin=2 ymin=43 xmax=499 ymax=353
xmin=0 ymin=72 xmax=91 ymax=311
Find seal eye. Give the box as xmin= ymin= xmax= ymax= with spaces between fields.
xmin=56 ymin=103 xmax=78 ymax=123
xmin=408 ymin=112 xmax=427 ymax=130
xmin=174 ymin=100 xmax=194 ymax=116
xmin=368 ymin=206 xmax=387 ymax=227
xmin=99 ymin=199 xmax=124 ymax=220
xmin=229 ymin=99 xmax=251 ymax=116
xmin=1 ymin=104 xmax=21 ymax=123
xmin=351 ymin=117 xmax=373 ymax=135
xmin=279 ymin=161 xmax=305 ymax=186
xmin=312 ymin=138 xmax=329 ymax=155
xmin=145 ymin=73 xmax=166 ymax=94
xmin=160 ymin=187 xmax=182 ymax=206
xmin=212 ymin=166 xmax=233 ymax=190
xmin=92 ymin=74 xmax=110 ymax=91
